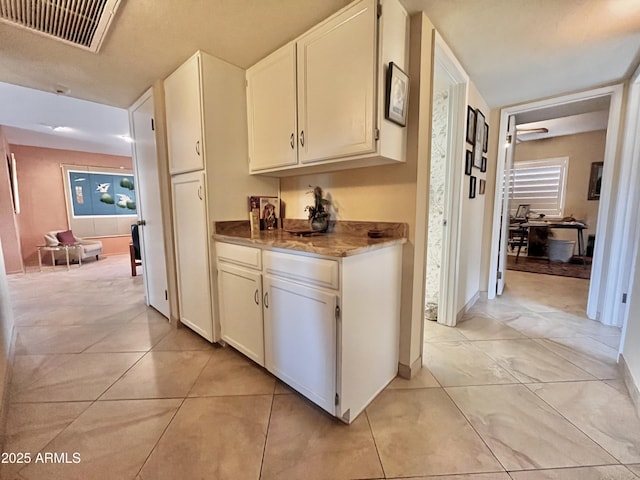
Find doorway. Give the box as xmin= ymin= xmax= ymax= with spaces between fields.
xmin=488 ymin=85 xmax=625 ymax=326
xmin=422 ymin=34 xmax=468 ymax=336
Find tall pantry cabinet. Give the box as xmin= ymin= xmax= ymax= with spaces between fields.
xmin=164 ymin=51 xmax=278 ymax=342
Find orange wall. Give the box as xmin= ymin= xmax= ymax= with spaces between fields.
xmin=10 ymin=145 xmax=133 ymax=266
xmin=0 ymin=127 xmax=23 ymax=273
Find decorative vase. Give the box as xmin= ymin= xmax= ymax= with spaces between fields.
xmin=311 ymin=216 xmax=329 ymax=232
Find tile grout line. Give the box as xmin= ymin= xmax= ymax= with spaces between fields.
xmin=258 ymin=392 xmax=276 ymax=480
xmin=363 ymin=409 xmax=387 ymax=479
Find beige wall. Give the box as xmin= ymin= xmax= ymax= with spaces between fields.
xmin=0 ymin=237 xmax=14 ymax=440
xmin=11 ymin=145 xmax=133 ymax=266
xmin=0 ymin=127 xmax=23 ymax=274
xmin=281 ymin=13 xmax=434 ymax=371
xmin=458 ymin=82 xmax=491 ymax=311
xmin=514 ymin=130 xmax=606 ymax=243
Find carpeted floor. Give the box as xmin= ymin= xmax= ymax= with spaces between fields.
xmin=506 ymin=255 xmax=591 ymax=279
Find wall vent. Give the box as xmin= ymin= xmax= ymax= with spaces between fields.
xmin=0 ymin=0 xmax=122 ymax=53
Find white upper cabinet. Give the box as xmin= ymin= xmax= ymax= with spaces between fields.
xmin=246 ymin=0 xmax=408 ymax=176
xmin=164 ymin=54 xmax=205 ymax=174
xmin=246 ymin=44 xmax=298 ymax=171
xmin=297 ymin=0 xmax=376 ymax=164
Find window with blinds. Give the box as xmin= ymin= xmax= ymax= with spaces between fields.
xmin=507 ymin=157 xmax=569 ymax=217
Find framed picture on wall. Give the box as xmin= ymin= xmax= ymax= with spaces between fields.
xmin=469 ymin=176 xmax=477 ymax=199
xmin=473 ymin=109 xmax=485 ymax=169
xmin=466 ymin=106 xmax=476 ymax=144
xmin=588 ymin=161 xmax=604 ymax=200
xmin=481 ymin=156 xmax=487 ymax=173
xmin=385 ymin=62 xmax=410 ymax=127
xmin=465 ymin=150 xmax=473 ymax=175
xmin=479 ymin=179 xmax=486 ymax=195
xmin=483 ymin=123 xmax=489 ymax=153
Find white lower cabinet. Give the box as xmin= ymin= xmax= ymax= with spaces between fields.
xmin=263 ymin=275 xmax=337 ymax=414
xmin=217 ymin=264 xmax=264 ymax=366
xmin=216 ymin=241 xmax=402 ymax=423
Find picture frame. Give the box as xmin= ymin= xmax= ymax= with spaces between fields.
xmin=385 ymin=62 xmax=409 ymax=127
xmin=588 ymin=161 xmax=604 ymax=200
xmin=466 ymin=106 xmax=476 ymax=144
xmin=483 ymin=123 xmax=489 ymax=153
xmin=250 ymin=195 xmax=280 ymax=230
xmin=479 ymin=179 xmax=486 ymax=195
xmin=515 ymin=204 xmax=530 ymax=219
xmin=481 ymin=156 xmax=487 ymax=173
xmin=465 ymin=150 xmax=473 ymax=175
xmin=469 ymin=176 xmax=477 ymax=199
xmin=473 ymin=109 xmax=485 ymax=169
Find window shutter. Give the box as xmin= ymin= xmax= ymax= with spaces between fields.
xmin=507 ymin=157 xmax=568 ymax=217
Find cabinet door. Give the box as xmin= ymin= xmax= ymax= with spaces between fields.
xmin=297 ymin=0 xmax=377 ymax=164
xmin=246 ymin=44 xmax=298 ymax=172
xmin=218 ymin=264 xmax=264 ymax=366
xmin=171 ymin=171 xmax=214 ymax=342
xmin=165 ymin=54 xmax=205 ymax=174
xmin=263 ymin=275 xmax=337 ymax=414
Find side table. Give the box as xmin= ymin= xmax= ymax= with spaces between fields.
xmin=37 ymin=244 xmax=82 ymax=271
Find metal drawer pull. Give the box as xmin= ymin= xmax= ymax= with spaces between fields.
xmin=195 ymin=140 xmax=200 ymax=155
xmin=290 ymin=133 xmax=295 ymax=149
xmin=299 ymin=130 xmax=304 ymax=147
xmin=254 ymin=289 xmax=259 ymax=305
xmin=263 ymin=292 xmax=269 ymax=308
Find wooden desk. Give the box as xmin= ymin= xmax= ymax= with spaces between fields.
xmin=522 ymin=221 xmax=587 ymax=257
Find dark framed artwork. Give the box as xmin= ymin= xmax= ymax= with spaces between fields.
xmin=588 ymin=161 xmax=604 ymax=200
xmin=466 ymin=106 xmax=476 ymax=144
xmin=483 ymin=123 xmax=489 ymax=153
xmin=481 ymin=156 xmax=487 ymax=173
xmin=473 ymin=109 xmax=485 ymax=169
xmin=465 ymin=150 xmax=473 ymax=175
xmin=469 ymin=176 xmax=477 ymax=199
xmin=479 ymin=179 xmax=486 ymax=195
xmin=385 ymin=62 xmax=410 ymax=127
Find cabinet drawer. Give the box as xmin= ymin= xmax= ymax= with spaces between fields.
xmin=216 ymin=242 xmax=262 ymax=270
xmin=263 ymin=250 xmax=338 ymax=289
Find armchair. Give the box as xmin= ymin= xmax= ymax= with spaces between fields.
xmin=43 ymin=230 xmax=103 ymax=264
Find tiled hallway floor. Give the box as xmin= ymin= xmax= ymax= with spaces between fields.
xmin=3 ymin=255 xmax=640 ymax=479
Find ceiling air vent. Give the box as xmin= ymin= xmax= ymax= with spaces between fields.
xmin=0 ymin=0 xmax=122 ymax=53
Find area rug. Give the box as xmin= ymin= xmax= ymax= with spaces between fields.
xmin=506 ymin=255 xmax=591 ymax=279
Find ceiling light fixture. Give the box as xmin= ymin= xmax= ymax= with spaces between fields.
xmin=516 ymin=127 xmax=549 ymax=135
xmin=52 ymin=126 xmax=73 ymax=133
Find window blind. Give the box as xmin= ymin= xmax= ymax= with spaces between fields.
xmin=508 ymin=157 xmax=568 ymax=217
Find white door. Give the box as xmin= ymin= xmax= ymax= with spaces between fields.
xmin=297 ymin=0 xmax=377 ymax=164
xmin=164 ymin=53 xmax=204 ymax=175
xmin=495 ymin=115 xmax=517 ymax=296
xmin=129 ymin=90 xmax=170 ymax=318
xmin=263 ymin=275 xmax=336 ymax=414
xmin=218 ymin=264 xmax=264 ymax=365
xmin=246 ymin=43 xmax=298 ymax=172
xmin=171 ymin=171 xmax=214 ymax=342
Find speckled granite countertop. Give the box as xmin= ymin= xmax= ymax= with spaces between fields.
xmin=213 ymin=220 xmax=407 ymax=258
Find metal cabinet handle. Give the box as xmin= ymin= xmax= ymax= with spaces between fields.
xmin=254 ymin=289 xmax=259 ymax=305
xmin=299 ymin=130 xmax=305 ymax=147
xmin=195 ymin=140 xmax=201 ymax=156
xmin=263 ymin=292 xmax=269 ymax=308
xmin=197 ymin=186 xmax=203 ymax=200
xmin=290 ymin=133 xmax=295 ymax=149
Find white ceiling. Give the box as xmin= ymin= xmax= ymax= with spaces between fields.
xmin=0 ymin=0 xmax=638 ymax=155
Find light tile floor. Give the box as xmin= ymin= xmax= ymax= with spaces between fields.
xmin=2 ymin=255 xmax=640 ymax=479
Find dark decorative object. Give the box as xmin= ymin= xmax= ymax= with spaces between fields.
xmin=588 ymin=161 xmax=604 ymax=200
xmin=385 ymin=62 xmax=409 ymax=127
xmin=479 ymin=179 xmax=486 ymax=195
xmin=481 ymin=156 xmax=487 ymax=173
xmin=466 ymin=106 xmax=476 ymax=144
xmin=473 ymin=109 xmax=485 ymax=168
xmin=465 ymin=150 xmax=473 ymax=175
xmin=483 ymin=123 xmax=489 ymax=153
xmin=306 ymin=186 xmax=330 ymax=232
xmin=469 ymin=176 xmax=477 ymax=199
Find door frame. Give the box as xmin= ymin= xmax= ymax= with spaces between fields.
xmin=487 ymin=84 xmax=624 ymax=324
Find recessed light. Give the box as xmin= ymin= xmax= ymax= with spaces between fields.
xmin=52 ymin=126 xmax=72 ymax=132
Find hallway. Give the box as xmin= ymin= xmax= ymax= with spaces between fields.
xmin=3 ymin=256 xmax=640 ymax=479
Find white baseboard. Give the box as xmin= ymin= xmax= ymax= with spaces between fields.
xmin=456 ymin=291 xmax=480 ymax=323
xmin=398 ymin=356 xmax=422 ymax=379
xmin=620 ymin=354 xmax=640 ymax=420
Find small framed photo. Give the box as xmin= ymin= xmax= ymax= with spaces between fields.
xmin=465 ymin=150 xmax=473 ymax=175
xmin=257 ymin=196 xmax=279 ymax=230
xmin=481 ymin=156 xmax=487 ymax=173
xmin=385 ymin=62 xmax=409 ymax=127
xmin=588 ymin=161 xmax=604 ymax=200
xmin=473 ymin=109 xmax=485 ymax=169
xmin=479 ymin=179 xmax=486 ymax=195
xmin=466 ymin=106 xmax=476 ymax=144
xmin=469 ymin=176 xmax=477 ymax=199
xmin=483 ymin=123 xmax=489 ymax=153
